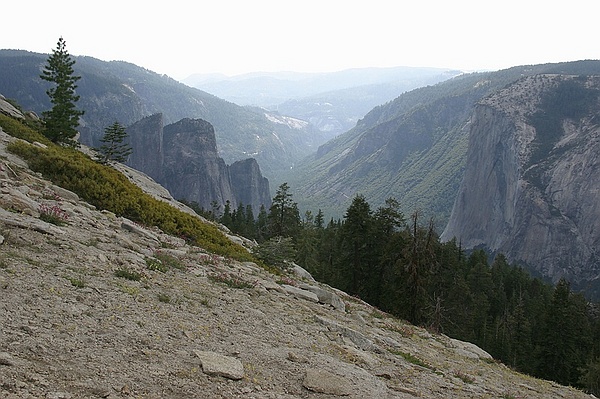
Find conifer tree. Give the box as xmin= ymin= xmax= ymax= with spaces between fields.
xmin=267 ymin=182 xmax=300 ymax=238
xmin=338 ymin=194 xmax=373 ymax=298
xmin=97 ymin=121 xmax=133 ymax=163
xmin=40 ymin=37 xmax=84 ymax=146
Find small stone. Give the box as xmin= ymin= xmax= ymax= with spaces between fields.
xmin=287 ymin=352 xmax=309 ymax=363
xmin=303 ymin=368 xmax=351 ymax=396
xmin=0 ymin=351 xmax=15 ymax=366
xmin=194 ymin=350 xmax=244 ymax=380
xmin=46 ymin=392 xmax=72 ymax=399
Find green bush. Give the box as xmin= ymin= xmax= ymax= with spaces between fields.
xmin=0 ymin=114 xmax=50 ymax=144
xmin=114 ymin=268 xmax=143 ymax=281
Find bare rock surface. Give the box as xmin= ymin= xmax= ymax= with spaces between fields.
xmin=0 ymin=126 xmax=593 ymax=398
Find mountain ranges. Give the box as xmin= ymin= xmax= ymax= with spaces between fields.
xmin=2 ymin=48 xmax=600 ymax=299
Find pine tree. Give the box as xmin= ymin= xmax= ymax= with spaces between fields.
xmin=267 ymin=182 xmax=300 ymax=238
xmin=40 ymin=37 xmax=84 ymax=146
xmin=338 ymin=194 xmax=373 ymax=298
xmin=97 ymin=121 xmax=133 ymax=163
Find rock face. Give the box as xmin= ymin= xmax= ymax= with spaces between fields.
xmin=126 ymin=115 xmax=271 ymax=215
xmin=229 ymin=158 xmax=270 ymax=214
xmin=125 ymin=113 xmax=164 ymax=182
xmin=442 ymin=74 xmax=600 ymax=298
xmin=162 ymin=118 xmax=235 ymax=209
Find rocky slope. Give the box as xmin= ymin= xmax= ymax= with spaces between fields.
xmin=126 ymin=114 xmax=271 ymax=215
xmin=0 ymin=100 xmax=592 ymax=398
xmin=442 ymin=74 xmax=600 ymax=298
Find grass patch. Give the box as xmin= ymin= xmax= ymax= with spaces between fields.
xmin=208 ymin=272 xmax=256 ymax=289
xmin=67 ymin=276 xmax=86 ymax=288
xmin=157 ymin=293 xmax=171 ymax=303
xmin=453 ymin=370 xmax=475 ymax=384
xmin=38 ymin=203 xmax=69 ymax=226
xmin=114 ymin=268 xmax=143 ymax=281
xmin=146 ymin=251 xmax=186 ymax=273
xmin=391 ymin=350 xmax=434 ymax=370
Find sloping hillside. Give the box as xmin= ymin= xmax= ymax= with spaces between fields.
xmin=0 ymin=96 xmax=592 ymax=399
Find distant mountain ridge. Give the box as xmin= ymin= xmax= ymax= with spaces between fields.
xmin=286 ymin=61 xmax=600 ymax=227
xmin=0 ymin=50 xmax=328 ymax=181
xmin=185 ymin=67 xmax=461 ymax=137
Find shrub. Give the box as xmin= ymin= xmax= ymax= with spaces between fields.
xmin=0 ymin=114 xmax=50 ymax=144
xmin=208 ymin=272 xmax=256 ymax=289
xmin=39 ymin=203 xmax=69 ymax=225
xmin=67 ymin=276 xmax=85 ymax=288
xmin=154 ymin=251 xmax=186 ymax=270
xmin=252 ymin=236 xmax=296 ymax=270
xmin=157 ymin=293 xmax=171 ymax=303
xmin=114 ymin=268 xmax=142 ymax=281
xmin=146 ymin=257 xmax=168 ymax=273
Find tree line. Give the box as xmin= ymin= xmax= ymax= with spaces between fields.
xmin=213 ymin=183 xmax=600 ymax=394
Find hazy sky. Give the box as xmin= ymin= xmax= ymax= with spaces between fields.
xmin=3 ymin=0 xmax=598 ymax=80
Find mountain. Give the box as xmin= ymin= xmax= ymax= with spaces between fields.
xmin=185 ymin=67 xmax=461 ymax=137
xmin=0 ymin=50 xmax=327 ymax=181
xmin=285 ymin=61 xmax=600 ymax=229
xmin=441 ymin=74 xmax=600 ymax=298
xmin=126 ymin=114 xmax=271 ymax=215
xmin=0 ymin=98 xmax=592 ymax=399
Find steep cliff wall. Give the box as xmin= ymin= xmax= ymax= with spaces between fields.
xmin=442 ymin=74 xmax=600 ymax=297
xmin=126 ymin=115 xmax=271 ymax=215
xmin=125 ymin=113 xmax=164 ymax=183
xmin=162 ymin=118 xmax=235 ymax=209
xmin=229 ymin=158 xmax=272 ymax=215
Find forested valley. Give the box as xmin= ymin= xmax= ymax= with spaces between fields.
xmin=185 ymin=183 xmax=600 ymax=394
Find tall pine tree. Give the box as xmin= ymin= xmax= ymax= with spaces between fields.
xmin=40 ymin=37 xmax=84 ymax=146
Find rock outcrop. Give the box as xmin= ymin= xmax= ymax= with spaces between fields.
xmin=126 ymin=114 xmax=271 ymax=215
xmin=442 ymin=74 xmax=600 ymax=298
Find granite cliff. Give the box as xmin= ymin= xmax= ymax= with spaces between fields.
xmin=442 ymin=74 xmax=600 ymax=298
xmin=126 ymin=114 xmax=271 ymax=215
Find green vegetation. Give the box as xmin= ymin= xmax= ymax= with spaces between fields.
xmin=157 ymin=293 xmax=171 ymax=303
xmin=67 ymin=276 xmax=86 ymax=288
xmin=114 ymin=268 xmax=143 ymax=281
xmin=392 ymin=350 xmax=433 ymax=370
xmin=146 ymin=251 xmax=186 ymax=272
xmin=39 ymin=37 xmax=84 ymax=146
xmin=38 ymin=203 xmax=69 ymax=225
xmin=526 ymin=78 xmax=599 ymax=189
xmin=3 ymin=120 xmax=253 ymax=262
xmin=0 ymin=113 xmax=50 ymax=144
xmin=208 ymin=272 xmax=256 ymax=289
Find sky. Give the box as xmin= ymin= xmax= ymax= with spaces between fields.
xmin=3 ymin=0 xmax=598 ymax=80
